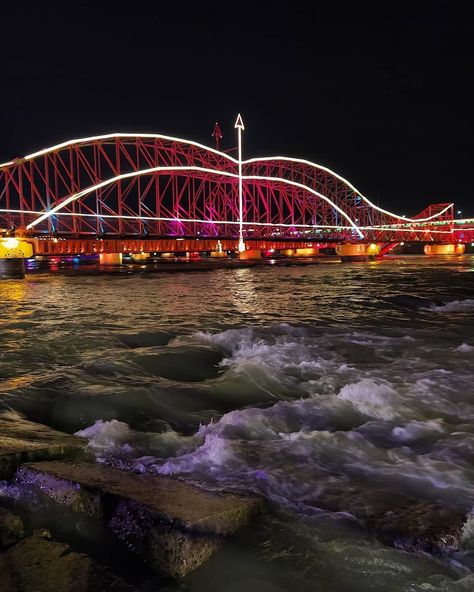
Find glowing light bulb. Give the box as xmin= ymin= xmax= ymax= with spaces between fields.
xmin=3 ymin=237 xmax=19 ymax=249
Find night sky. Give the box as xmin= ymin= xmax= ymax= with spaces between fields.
xmin=1 ymin=0 xmax=473 ymax=215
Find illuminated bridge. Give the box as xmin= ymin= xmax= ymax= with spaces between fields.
xmin=0 ymin=116 xmax=471 ymax=267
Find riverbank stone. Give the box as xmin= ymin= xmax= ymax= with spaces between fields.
xmin=0 ymin=507 xmax=24 ymax=549
xmin=16 ymin=460 xmax=263 ymax=577
xmin=310 ymin=478 xmax=467 ymax=555
xmin=0 ymin=412 xmax=86 ymax=479
xmin=370 ymin=500 xmax=465 ymax=555
xmin=0 ymin=535 xmax=137 ymax=592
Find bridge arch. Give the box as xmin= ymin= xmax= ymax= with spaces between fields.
xmin=0 ymin=132 xmax=452 ymax=241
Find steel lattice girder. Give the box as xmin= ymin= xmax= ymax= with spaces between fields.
xmin=0 ymin=134 xmax=455 ymax=241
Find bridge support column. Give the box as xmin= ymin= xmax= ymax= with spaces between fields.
xmin=0 ymin=258 xmax=25 ymax=280
xmin=336 ymin=243 xmax=381 ymax=262
xmin=294 ymin=247 xmax=319 ymax=257
xmin=424 ymin=244 xmax=465 ymax=255
xmin=0 ymin=238 xmax=34 ymax=279
xmin=239 ymin=249 xmax=262 ymax=260
xmin=99 ymin=253 xmax=123 ymax=265
xmin=131 ymin=253 xmax=150 ymax=262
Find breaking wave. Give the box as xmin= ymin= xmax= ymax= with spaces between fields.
xmin=424 ymin=299 xmax=474 ymax=313
xmin=77 ymin=323 xmax=474 ymax=514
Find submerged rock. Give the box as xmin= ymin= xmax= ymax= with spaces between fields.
xmin=385 ymin=294 xmax=443 ymax=310
xmin=16 ymin=460 xmax=263 ymax=577
xmin=309 ymin=478 xmax=467 ymax=556
xmin=118 ymin=331 xmax=172 ymax=349
xmin=0 ymin=535 xmax=136 ymax=592
xmin=370 ymin=500 xmax=465 ymax=555
xmin=0 ymin=507 xmax=24 ymax=549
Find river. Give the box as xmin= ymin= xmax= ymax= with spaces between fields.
xmin=1 ymin=255 xmax=474 ymax=591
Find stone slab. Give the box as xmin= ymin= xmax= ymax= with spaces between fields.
xmin=17 ymin=460 xmax=263 ymax=577
xmin=0 ymin=507 xmax=23 ymax=549
xmin=309 ymin=477 xmax=467 ymax=555
xmin=0 ymin=413 xmax=85 ymax=479
xmin=0 ymin=535 xmax=136 ymax=592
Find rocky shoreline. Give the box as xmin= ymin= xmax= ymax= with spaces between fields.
xmin=0 ymin=412 xmax=473 ymax=591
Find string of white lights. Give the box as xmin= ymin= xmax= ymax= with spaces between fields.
xmin=24 ymin=165 xmax=365 ymax=237
xmin=0 ymin=132 xmax=453 ymax=227
xmin=244 ymin=156 xmax=453 ymax=223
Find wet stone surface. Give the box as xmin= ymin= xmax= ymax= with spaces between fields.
xmin=0 ymin=507 xmax=24 ymax=549
xmin=0 ymin=411 xmax=86 ymax=479
xmin=0 ymin=535 xmax=137 ymax=592
xmin=16 ymin=460 xmax=263 ymax=577
xmin=307 ymin=477 xmax=468 ymax=555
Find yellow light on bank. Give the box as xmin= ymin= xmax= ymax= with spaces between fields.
xmin=3 ymin=237 xmax=19 ymax=249
xmin=367 ymin=243 xmax=381 ymax=256
xmin=0 ymin=238 xmax=34 ymax=259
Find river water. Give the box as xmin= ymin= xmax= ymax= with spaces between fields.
xmin=1 ymin=256 xmax=474 ymax=591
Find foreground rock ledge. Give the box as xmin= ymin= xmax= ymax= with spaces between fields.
xmin=0 ymin=412 xmax=85 ymax=479
xmin=16 ymin=461 xmax=262 ymax=577
xmin=0 ymin=535 xmax=137 ymax=592
xmin=0 ymin=507 xmax=24 ymax=549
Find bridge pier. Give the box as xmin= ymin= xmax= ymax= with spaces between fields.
xmin=239 ymin=249 xmax=262 ymax=260
xmin=335 ymin=243 xmax=381 ymax=261
xmin=99 ymin=253 xmax=123 ymax=265
xmin=131 ymin=252 xmax=150 ymax=262
xmin=0 ymin=238 xmax=34 ymax=280
xmin=424 ymin=244 xmax=465 ymax=255
xmin=0 ymin=258 xmax=25 ymax=279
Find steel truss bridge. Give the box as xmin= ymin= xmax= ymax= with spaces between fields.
xmin=0 ymin=121 xmax=471 ymax=255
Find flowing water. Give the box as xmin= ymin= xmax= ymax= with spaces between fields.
xmin=1 ymin=256 xmax=474 ymax=591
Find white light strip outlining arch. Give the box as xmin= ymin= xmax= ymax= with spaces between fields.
xmin=0 ymin=133 xmax=238 ymax=169
xmin=24 ymin=165 xmax=364 ymax=238
xmin=0 ymin=132 xmax=453 ymax=227
xmin=244 ymin=156 xmax=454 ymax=223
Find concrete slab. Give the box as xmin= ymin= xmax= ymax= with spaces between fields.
xmin=17 ymin=461 xmax=262 ymax=577
xmin=0 ymin=535 xmax=137 ymax=592
xmin=0 ymin=412 xmax=85 ymax=479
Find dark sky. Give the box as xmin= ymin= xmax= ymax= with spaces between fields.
xmin=1 ymin=0 xmax=473 ymax=215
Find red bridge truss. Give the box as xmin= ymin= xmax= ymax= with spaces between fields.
xmin=0 ymin=129 xmax=462 ymax=247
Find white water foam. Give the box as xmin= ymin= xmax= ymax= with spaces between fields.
xmin=76 ymin=419 xmax=133 ymax=453
xmin=456 ymin=343 xmax=474 ymax=353
xmin=77 ymin=324 xmax=474 ymax=512
xmin=424 ymin=299 xmax=474 ymax=313
xmin=337 ymin=379 xmax=401 ymax=420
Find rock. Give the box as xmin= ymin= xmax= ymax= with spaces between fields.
xmin=16 ymin=461 xmax=263 ymax=577
xmin=0 ymin=411 xmax=86 ymax=479
xmin=0 ymin=535 xmax=137 ymax=592
xmin=118 ymin=331 xmax=172 ymax=348
xmin=0 ymin=507 xmax=24 ymax=549
xmin=33 ymin=527 xmax=52 ymax=540
xmin=308 ymin=477 xmax=467 ymax=555
xmin=370 ymin=500 xmax=465 ymax=555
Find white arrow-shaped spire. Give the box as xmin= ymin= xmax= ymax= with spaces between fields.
xmin=234 ymin=113 xmax=245 ymax=130
xmin=235 ymin=114 xmax=245 ymax=252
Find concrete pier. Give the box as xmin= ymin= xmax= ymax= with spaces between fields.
xmin=424 ymin=243 xmax=465 ymax=255
xmin=239 ymin=249 xmax=262 ymax=260
xmin=0 ymin=258 xmax=25 ymax=279
xmin=99 ymin=253 xmax=123 ymax=265
xmin=336 ymin=243 xmax=381 ymax=261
